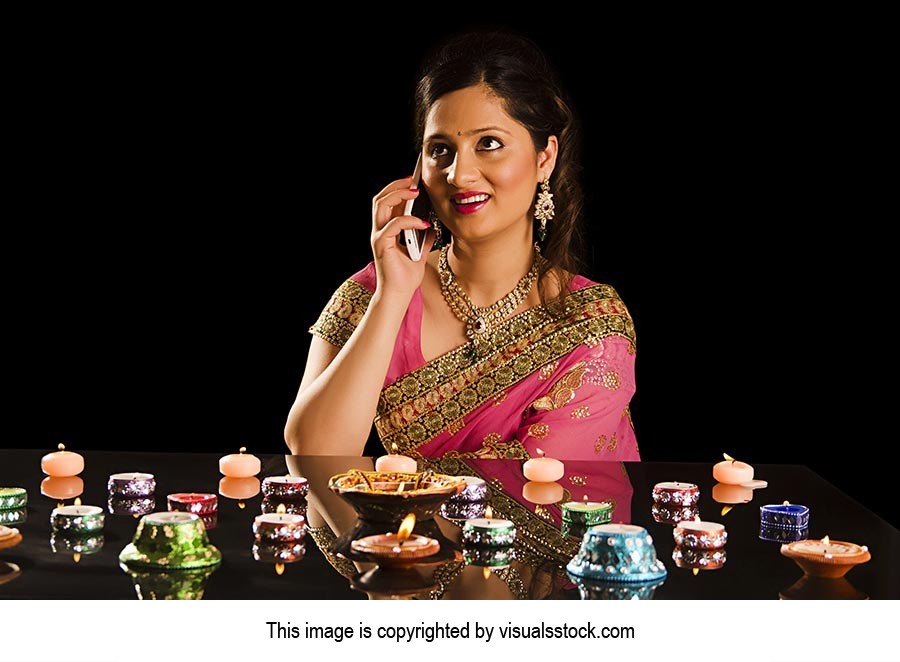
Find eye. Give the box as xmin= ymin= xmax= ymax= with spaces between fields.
xmin=429 ymin=143 xmax=449 ymax=158
xmin=478 ymin=136 xmax=503 ymax=151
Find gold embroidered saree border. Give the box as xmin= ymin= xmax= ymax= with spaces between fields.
xmin=308 ymin=278 xmax=373 ymax=347
xmin=426 ymin=457 xmax=581 ymax=567
xmin=376 ymin=284 xmax=635 ymax=455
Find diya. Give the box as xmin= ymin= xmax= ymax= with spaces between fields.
xmin=780 ymin=536 xmax=871 ymax=578
xmin=328 ymin=469 xmax=464 ymax=556
xmin=567 ymin=524 xmax=667 ymax=583
xmin=350 ymin=514 xmax=441 ymax=569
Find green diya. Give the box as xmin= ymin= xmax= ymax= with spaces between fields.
xmin=119 ymin=512 xmax=221 ymax=570
xmin=0 ymin=488 xmax=27 ymax=511
xmin=561 ymin=499 xmax=613 ymax=526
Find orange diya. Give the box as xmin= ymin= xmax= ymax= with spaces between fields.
xmin=780 ymin=535 xmax=871 ymax=578
xmin=351 ymin=514 xmax=440 ymax=566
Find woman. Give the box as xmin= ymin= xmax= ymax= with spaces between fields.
xmin=285 ymin=30 xmax=638 ymax=462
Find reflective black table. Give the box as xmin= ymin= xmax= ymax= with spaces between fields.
xmin=1 ymin=449 xmax=897 ymax=599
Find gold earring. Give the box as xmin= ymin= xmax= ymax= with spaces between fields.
xmin=428 ymin=210 xmax=443 ymax=247
xmin=533 ymin=177 xmax=554 ymax=242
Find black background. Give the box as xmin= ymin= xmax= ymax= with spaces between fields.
xmin=6 ymin=19 xmax=888 ymax=525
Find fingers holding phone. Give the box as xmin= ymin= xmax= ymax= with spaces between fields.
xmin=401 ymin=154 xmax=429 ymax=261
xmin=372 ymin=175 xmax=419 ymax=232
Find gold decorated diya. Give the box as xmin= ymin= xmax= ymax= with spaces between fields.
xmin=329 ymin=470 xmax=465 ymax=525
xmin=780 ymin=536 xmax=871 ymax=578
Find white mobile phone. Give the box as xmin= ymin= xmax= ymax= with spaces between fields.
xmin=402 ymin=154 xmax=428 ymax=261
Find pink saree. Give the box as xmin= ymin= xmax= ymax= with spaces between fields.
xmin=310 ymin=262 xmax=640 ymax=462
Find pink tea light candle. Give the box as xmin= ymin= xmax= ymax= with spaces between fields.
xmin=522 ymin=448 xmax=564 ymax=483
xmin=219 ymin=447 xmax=261 ymax=478
xmin=712 ymin=453 xmax=754 ymax=485
xmin=375 ymin=443 xmax=418 ymax=473
xmin=41 ymin=444 xmax=84 ymax=477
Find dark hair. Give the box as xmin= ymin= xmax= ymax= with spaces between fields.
xmin=414 ymin=29 xmax=584 ymax=306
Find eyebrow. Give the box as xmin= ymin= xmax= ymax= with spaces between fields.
xmin=425 ymin=126 xmax=512 ymax=142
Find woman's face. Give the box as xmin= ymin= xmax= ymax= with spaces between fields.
xmin=422 ymin=83 xmax=557 ymax=244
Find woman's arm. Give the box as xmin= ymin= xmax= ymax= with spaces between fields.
xmin=284 ymin=173 xmax=434 ymax=455
xmin=284 ymin=290 xmax=410 ymax=455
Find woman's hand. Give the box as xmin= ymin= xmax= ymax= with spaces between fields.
xmin=371 ymin=176 xmax=436 ymax=300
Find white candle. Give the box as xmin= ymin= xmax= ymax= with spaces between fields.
xmin=41 ymin=444 xmax=84 ymax=477
xmin=522 ymin=449 xmax=564 ymax=482
xmin=375 ymin=445 xmax=418 ymax=473
xmin=712 ymin=453 xmax=754 ymax=485
xmin=219 ymin=447 xmax=261 ymax=477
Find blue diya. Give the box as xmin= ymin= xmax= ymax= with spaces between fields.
xmin=567 ymin=524 xmax=667 ymax=582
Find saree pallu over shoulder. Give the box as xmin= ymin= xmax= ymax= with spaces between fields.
xmin=373 ymin=283 xmax=637 ymax=459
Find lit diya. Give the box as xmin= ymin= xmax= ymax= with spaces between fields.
xmin=780 ymin=535 xmax=871 ymax=578
xmin=350 ymin=513 xmax=440 ymax=567
xmin=51 ymin=505 xmax=105 ymax=536
xmin=462 ymin=506 xmax=517 ymax=547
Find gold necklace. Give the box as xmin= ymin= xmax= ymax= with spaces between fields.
xmin=438 ymin=244 xmax=541 ymax=359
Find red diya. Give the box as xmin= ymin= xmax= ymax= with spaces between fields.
xmin=351 ymin=514 xmax=440 ymax=567
xmin=167 ymin=493 xmax=218 ymax=515
xmin=780 ymin=535 xmax=871 ymax=578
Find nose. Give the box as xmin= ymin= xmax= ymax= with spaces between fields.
xmin=446 ymin=151 xmax=479 ymax=189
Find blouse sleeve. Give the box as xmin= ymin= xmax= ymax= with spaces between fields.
xmin=515 ymin=335 xmax=640 ymax=461
xmin=308 ymin=262 xmax=377 ymax=349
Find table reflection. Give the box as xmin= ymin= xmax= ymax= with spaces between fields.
xmin=779 ymin=574 xmax=868 ymax=600
xmin=291 ymin=456 xmax=635 ymax=600
xmin=122 ymin=564 xmax=218 ymax=600
xmin=1 ymin=449 xmax=895 ymax=600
